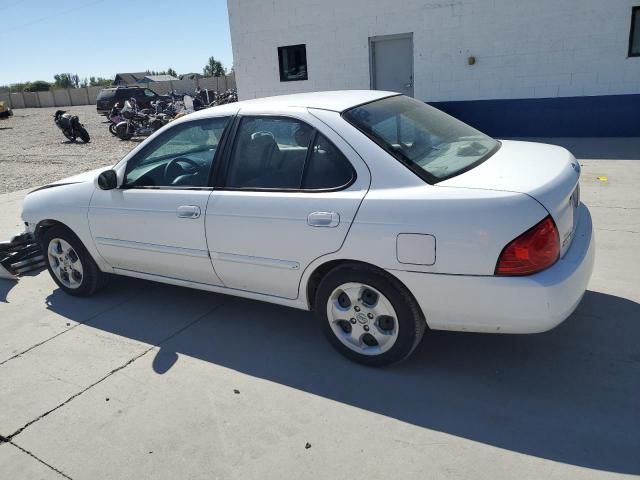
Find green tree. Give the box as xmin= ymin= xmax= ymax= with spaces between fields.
xmin=167 ymin=67 xmax=177 ymax=77
xmin=89 ymin=76 xmax=112 ymax=87
xmin=22 ymin=80 xmax=51 ymax=92
xmin=203 ymin=56 xmax=225 ymax=77
xmin=9 ymin=82 xmax=28 ymax=92
xmin=53 ymin=73 xmax=74 ymax=89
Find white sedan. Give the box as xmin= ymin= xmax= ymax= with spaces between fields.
xmin=20 ymin=91 xmax=594 ymax=365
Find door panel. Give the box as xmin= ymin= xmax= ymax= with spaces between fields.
xmin=88 ymin=116 xmax=230 ymax=285
xmin=371 ymin=34 xmax=414 ymax=97
xmin=89 ymin=189 xmax=223 ymax=285
xmin=205 ymin=112 xmax=370 ymax=299
xmin=206 ymin=189 xmax=364 ymax=298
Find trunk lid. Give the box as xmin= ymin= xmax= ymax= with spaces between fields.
xmin=439 ymin=140 xmax=581 ymax=256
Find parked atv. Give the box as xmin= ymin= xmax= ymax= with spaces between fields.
xmin=54 ymin=110 xmax=90 ymax=143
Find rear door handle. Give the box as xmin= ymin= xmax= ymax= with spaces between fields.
xmin=307 ymin=211 xmax=340 ymax=227
xmin=176 ymin=205 xmax=201 ymax=219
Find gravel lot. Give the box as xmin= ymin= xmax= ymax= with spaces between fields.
xmin=0 ymin=105 xmax=135 ymax=193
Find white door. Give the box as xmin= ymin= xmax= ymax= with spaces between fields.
xmin=89 ymin=117 xmax=230 ymax=285
xmin=370 ymin=33 xmax=414 ymax=97
xmin=205 ymin=114 xmax=370 ymax=299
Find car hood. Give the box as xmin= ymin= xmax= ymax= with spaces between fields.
xmin=439 ymin=140 xmax=581 ymax=255
xmin=31 ymin=167 xmax=112 ymax=192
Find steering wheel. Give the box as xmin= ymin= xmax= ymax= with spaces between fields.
xmin=164 ymin=157 xmax=200 ymax=184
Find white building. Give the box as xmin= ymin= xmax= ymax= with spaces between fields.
xmin=228 ymin=0 xmax=640 ymax=136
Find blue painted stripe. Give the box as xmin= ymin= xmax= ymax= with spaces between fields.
xmin=430 ymin=94 xmax=640 ymax=138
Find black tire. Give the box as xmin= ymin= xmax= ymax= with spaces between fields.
xmin=314 ymin=264 xmax=427 ymax=366
xmin=115 ymin=123 xmax=133 ymax=140
xmin=109 ymin=123 xmax=117 ymax=136
xmin=40 ymin=225 xmax=108 ymax=297
xmin=77 ymin=126 xmax=90 ymax=143
xmin=63 ymin=131 xmax=76 ymax=142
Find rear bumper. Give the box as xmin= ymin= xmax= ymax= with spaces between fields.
xmin=390 ymin=203 xmax=595 ymax=334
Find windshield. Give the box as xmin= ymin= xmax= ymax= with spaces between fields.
xmin=343 ymin=95 xmax=499 ymax=183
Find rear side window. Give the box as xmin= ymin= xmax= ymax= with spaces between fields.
xmin=303 ymin=134 xmax=354 ymax=189
xmin=97 ymin=90 xmax=115 ymax=100
xmin=225 ymin=116 xmax=354 ymax=191
xmin=226 ymin=117 xmax=312 ymax=189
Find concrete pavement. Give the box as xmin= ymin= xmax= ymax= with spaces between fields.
xmin=0 ymin=139 xmax=639 ymax=479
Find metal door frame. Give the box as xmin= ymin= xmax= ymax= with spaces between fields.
xmin=369 ymin=32 xmax=414 ymax=95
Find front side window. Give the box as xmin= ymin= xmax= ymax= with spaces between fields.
xmin=144 ymin=89 xmax=156 ymax=97
xmin=629 ymin=6 xmax=640 ymax=57
xmin=344 ymin=95 xmax=499 ymax=183
xmin=124 ymin=117 xmax=229 ymax=188
xmin=278 ymin=44 xmax=308 ymax=81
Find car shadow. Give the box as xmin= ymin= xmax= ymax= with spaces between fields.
xmin=0 ymin=279 xmax=17 ymax=302
xmin=44 ymin=282 xmax=639 ymax=474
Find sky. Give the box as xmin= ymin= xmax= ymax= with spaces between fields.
xmin=0 ymin=0 xmax=234 ymax=85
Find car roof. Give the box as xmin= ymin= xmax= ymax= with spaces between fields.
xmin=193 ymin=90 xmax=399 ymax=118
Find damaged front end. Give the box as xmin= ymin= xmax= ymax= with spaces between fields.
xmin=0 ymin=233 xmax=46 ymax=280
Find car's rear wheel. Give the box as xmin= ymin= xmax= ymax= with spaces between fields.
xmin=41 ymin=225 xmax=107 ymax=296
xmin=314 ymin=264 xmax=426 ymax=366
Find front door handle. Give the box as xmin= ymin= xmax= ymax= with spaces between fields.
xmin=176 ymin=205 xmax=201 ymax=219
xmin=307 ymin=211 xmax=340 ymax=227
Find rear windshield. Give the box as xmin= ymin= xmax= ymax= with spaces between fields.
xmin=97 ymin=90 xmax=115 ymax=100
xmin=343 ymin=95 xmax=499 ymax=183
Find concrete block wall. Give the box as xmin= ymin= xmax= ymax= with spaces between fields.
xmin=2 ymin=75 xmax=237 ymax=110
xmin=87 ymin=86 xmax=103 ymax=104
xmin=38 ymin=91 xmax=55 ymax=108
xmin=10 ymin=92 xmax=25 ymax=109
xmin=69 ymin=88 xmax=89 ymax=105
xmin=23 ymin=92 xmax=39 ymax=108
xmin=228 ymin=0 xmax=640 ymax=102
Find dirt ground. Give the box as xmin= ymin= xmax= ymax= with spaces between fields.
xmin=0 ymin=105 xmax=135 ymax=193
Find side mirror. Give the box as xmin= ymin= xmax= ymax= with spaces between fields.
xmin=97 ymin=170 xmax=118 ymax=190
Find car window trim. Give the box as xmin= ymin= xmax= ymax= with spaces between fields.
xmin=121 ymin=116 xmax=233 ymax=190
xmin=216 ymin=113 xmax=357 ymax=193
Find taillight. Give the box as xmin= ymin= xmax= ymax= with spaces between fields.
xmin=495 ymin=216 xmax=560 ymax=276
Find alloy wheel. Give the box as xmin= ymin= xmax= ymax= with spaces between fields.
xmin=326 ymin=282 xmax=399 ymax=356
xmin=47 ymin=238 xmax=84 ymax=289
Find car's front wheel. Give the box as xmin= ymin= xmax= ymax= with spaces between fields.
xmin=41 ymin=225 xmax=107 ymax=296
xmin=314 ymin=264 xmax=426 ymax=366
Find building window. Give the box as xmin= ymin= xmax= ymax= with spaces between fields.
xmin=278 ymin=44 xmax=308 ymax=81
xmin=629 ymin=6 xmax=640 ymax=57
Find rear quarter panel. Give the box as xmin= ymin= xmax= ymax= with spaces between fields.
xmin=336 ymin=185 xmax=549 ymax=275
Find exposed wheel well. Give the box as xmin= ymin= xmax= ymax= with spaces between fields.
xmin=306 ymin=259 xmax=415 ymax=312
xmin=34 ymin=219 xmax=69 ymax=243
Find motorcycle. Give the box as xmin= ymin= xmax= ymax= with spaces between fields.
xmin=54 ymin=110 xmax=90 ymax=143
xmin=107 ymin=103 xmax=125 ymax=136
xmin=115 ymin=99 xmax=169 ymax=140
